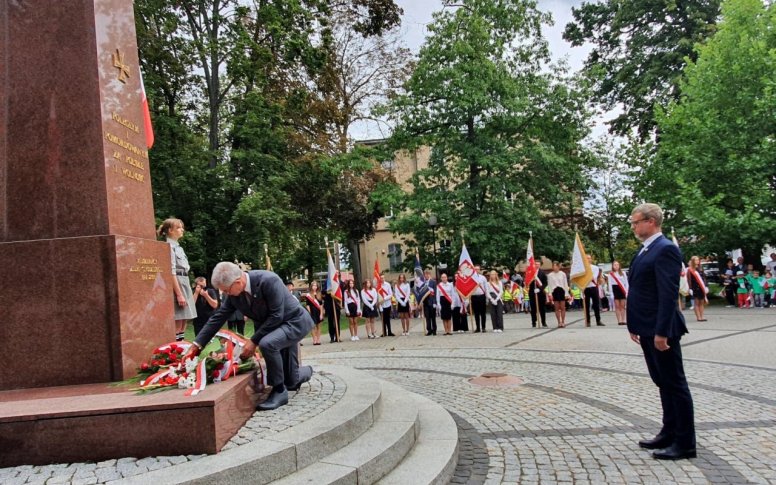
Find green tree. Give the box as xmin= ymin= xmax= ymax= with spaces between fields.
xmin=384 ymin=0 xmax=592 ymax=270
xmin=564 ymin=0 xmax=720 ymax=140
xmin=136 ymin=0 xmax=404 ymax=278
xmin=636 ymin=0 xmax=776 ymax=263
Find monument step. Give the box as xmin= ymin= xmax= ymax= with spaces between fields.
xmin=114 ymin=365 xmax=383 ymax=484
xmin=270 ymin=379 xmax=420 ymax=485
xmin=375 ymin=392 xmax=459 ymax=485
xmin=111 ymin=366 xmax=459 ymax=485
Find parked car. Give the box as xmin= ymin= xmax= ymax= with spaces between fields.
xmin=701 ymin=262 xmax=720 ymax=283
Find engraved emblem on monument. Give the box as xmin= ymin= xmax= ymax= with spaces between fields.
xmin=112 ymin=48 xmax=130 ymax=83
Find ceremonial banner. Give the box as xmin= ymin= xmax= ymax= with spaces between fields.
xmin=525 ymin=236 xmax=539 ymax=286
xmin=570 ymin=232 xmax=594 ymax=289
xmin=327 ymin=249 xmax=342 ymax=301
xmin=374 ymin=259 xmax=388 ymax=298
xmin=455 ymin=243 xmax=479 ymax=297
xmin=414 ymin=252 xmax=434 ymax=302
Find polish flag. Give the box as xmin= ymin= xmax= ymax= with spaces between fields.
xmin=525 ymin=236 xmax=538 ymax=286
xmin=374 ymin=259 xmax=388 ymax=298
xmin=139 ymin=70 xmax=154 ymax=149
xmin=327 ymin=249 xmax=342 ymax=301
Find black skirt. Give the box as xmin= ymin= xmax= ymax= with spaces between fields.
xmin=440 ymin=298 xmax=452 ymax=320
xmin=551 ymin=287 xmax=566 ymax=302
xmin=613 ymin=285 xmax=626 ymax=300
xmin=362 ymin=306 xmax=379 ymax=318
xmin=398 ymin=303 xmax=410 ymax=313
xmin=347 ymin=302 xmax=359 ymax=316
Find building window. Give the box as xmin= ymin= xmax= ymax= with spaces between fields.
xmin=388 ymin=243 xmax=402 ymax=271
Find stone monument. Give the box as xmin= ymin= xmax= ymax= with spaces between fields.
xmin=0 ymin=0 xmax=258 ymax=467
xmin=0 ymin=0 xmax=173 ymax=390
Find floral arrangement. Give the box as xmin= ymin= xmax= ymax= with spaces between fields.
xmin=130 ymin=330 xmax=265 ymax=396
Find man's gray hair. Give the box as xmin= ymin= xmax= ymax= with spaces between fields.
xmin=632 ymin=203 xmax=663 ymax=228
xmin=211 ymin=262 xmax=243 ymax=289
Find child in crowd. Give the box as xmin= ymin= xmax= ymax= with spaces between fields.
xmin=765 ymin=271 xmax=776 ymax=308
xmin=570 ymin=285 xmax=582 ymax=310
xmin=735 ymin=271 xmax=750 ymax=308
xmin=746 ymin=270 xmax=766 ymax=308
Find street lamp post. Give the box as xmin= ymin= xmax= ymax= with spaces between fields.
xmin=428 ymin=215 xmax=439 ymax=280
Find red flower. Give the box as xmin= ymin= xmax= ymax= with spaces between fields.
xmin=215 ymin=363 xmax=224 ymax=371
xmin=176 ymin=347 xmax=184 ymax=354
xmin=140 ymin=363 xmax=149 ymax=371
xmin=211 ymin=370 xmax=220 ymax=379
xmin=169 ymin=344 xmax=178 ymax=351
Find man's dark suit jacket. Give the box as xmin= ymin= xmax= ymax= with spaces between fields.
xmin=195 ymin=270 xmax=314 ymax=347
xmin=626 ymin=235 xmax=687 ymax=338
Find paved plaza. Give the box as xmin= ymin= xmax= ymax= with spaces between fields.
xmin=306 ymin=306 xmax=776 ymax=484
xmin=2 ymin=306 xmax=774 ymax=484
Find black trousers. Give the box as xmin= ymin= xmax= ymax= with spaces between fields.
xmin=424 ymin=304 xmax=437 ymax=335
xmin=471 ymin=295 xmax=487 ymax=330
xmin=529 ymin=292 xmax=547 ymax=326
xmin=327 ymin=304 xmax=341 ymax=341
xmin=381 ymin=307 xmax=393 ymax=335
xmin=640 ymin=336 xmax=696 ymax=449
xmin=584 ymin=287 xmax=601 ymax=324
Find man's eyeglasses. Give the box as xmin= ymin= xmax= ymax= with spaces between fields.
xmin=630 ymin=218 xmax=650 ymax=226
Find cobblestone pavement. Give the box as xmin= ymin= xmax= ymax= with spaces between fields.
xmin=0 ymin=372 xmax=344 ymax=484
xmin=3 ymin=307 xmax=775 ymax=484
xmin=305 ymin=307 xmax=776 ymax=484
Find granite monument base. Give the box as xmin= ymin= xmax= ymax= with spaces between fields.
xmin=0 ymin=235 xmax=174 ymax=391
xmin=0 ymin=373 xmax=264 ymax=467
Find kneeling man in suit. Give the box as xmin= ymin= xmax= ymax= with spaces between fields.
xmin=186 ymin=262 xmax=314 ymax=411
xmin=627 ymin=203 xmax=696 ymax=460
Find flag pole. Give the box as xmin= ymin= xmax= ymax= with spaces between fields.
xmin=530 ymin=232 xmax=540 ymax=327
xmin=334 ymin=240 xmax=342 ymax=342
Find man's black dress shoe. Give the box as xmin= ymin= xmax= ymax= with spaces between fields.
xmin=288 ymin=365 xmax=313 ymax=391
xmin=257 ymin=389 xmax=288 ymax=410
xmin=638 ymin=435 xmax=672 ymax=449
xmin=652 ymin=444 xmax=696 ymax=460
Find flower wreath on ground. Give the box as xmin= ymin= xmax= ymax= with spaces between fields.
xmin=129 ymin=330 xmax=266 ymax=396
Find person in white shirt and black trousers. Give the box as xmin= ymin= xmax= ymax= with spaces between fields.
xmin=584 ymin=256 xmax=605 ymax=326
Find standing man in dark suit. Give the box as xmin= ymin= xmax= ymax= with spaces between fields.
xmin=627 ymin=203 xmax=696 ymax=460
xmin=185 ymin=262 xmax=314 ymax=411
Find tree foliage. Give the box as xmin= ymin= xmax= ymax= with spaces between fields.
xmin=135 ymin=0 xmax=406 ymax=280
xmin=634 ymin=0 xmax=776 ymax=261
xmin=564 ymin=0 xmax=720 ymax=139
xmin=382 ymin=0 xmax=593 ymax=271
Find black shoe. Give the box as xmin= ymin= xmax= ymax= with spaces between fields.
xmin=257 ymin=389 xmax=289 ymax=410
xmin=639 ymin=435 xmax=672 ymax=450
xmin=426 ymin=332 xmax=432 ymax=336
xmin=388 ymin=333 xmax=396 ymax=336
xmin=541 ymin=324 xmax=548 ymax=328
xmin=474 ymin=329 xmax=481 ymax=333
xmin=596 ymin=322 xmax=605 ymax=326
xmin=652 ymin=444 xmax=696 ymax=460
xmin=288 ymin=366 xmax=313 ymax=391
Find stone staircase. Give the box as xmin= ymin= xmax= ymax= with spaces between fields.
xmin=114 ymin=365 xmax=458 ymax=485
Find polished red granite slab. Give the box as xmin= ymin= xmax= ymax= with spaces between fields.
xmin=0 ymin=374 xmax=262 ymax=467
xmin=0 ymin=236 xmax=174 ymax=391
xmin=0 ymin=0 xmax=156 ymax=242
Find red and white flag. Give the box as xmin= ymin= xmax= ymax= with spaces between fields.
xmin=327 ymin=249 xmax=342 ymax=301
xmin=525 ymin=236 xmax=538 ymax=286
xmin=455 ymin=243 xmax=479 ymax=297
xmin=139 ymin=70 xmax=154 ymax=149
xmin=374 ymin=258 xmax=388 ymax=298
